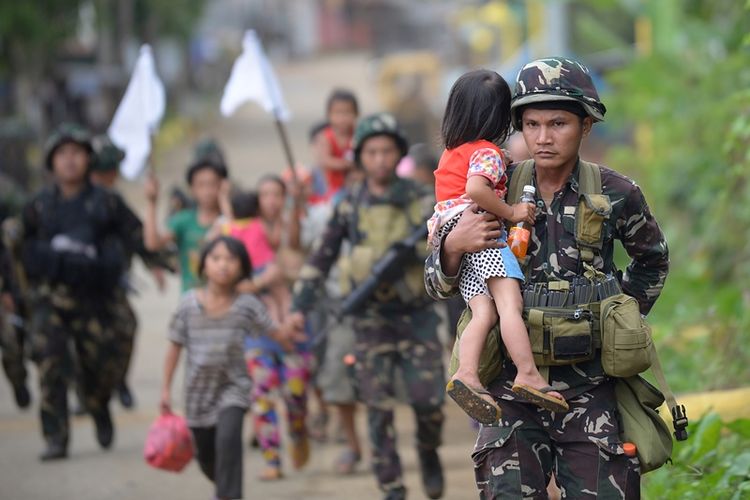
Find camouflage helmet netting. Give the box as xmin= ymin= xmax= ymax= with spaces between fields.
xmin=510 ymin=57 xmax=606 ymax=129
xmin=44 ymin=123 xmax=93 ymax=170
xmin=91 ymin=135 xmax=126 ymax=172
xmin=353 ymin=112 xmax=409 ymax=163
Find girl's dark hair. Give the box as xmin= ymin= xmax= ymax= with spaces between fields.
xmin=186 ymin=162 xmax=228 ymax=185
xmin=230 ymin=190 xmax=259 ymax=219
xmin=441 ymin=69 xmax=512 ymax=150
xmin=326 ymin=89 xmax=359 ymax=115
xmin=198 ymin=236 xmax=253 ymax=283
xmin=257 ymin=174 xmax=286 ymax=195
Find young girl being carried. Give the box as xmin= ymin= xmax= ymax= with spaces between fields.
xmin=429 ymin=70 xmax=569 ymax=425
xmin=215 ymin=185 xmax=292 ymax=324
xmin=160 ymin=236 xmax=300 ymax=499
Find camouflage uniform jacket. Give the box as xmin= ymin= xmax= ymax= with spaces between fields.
xmin=293 ymin=177 xmax=434 ymax=315
xmin=424 ymin=159 xmax=669 ymax=393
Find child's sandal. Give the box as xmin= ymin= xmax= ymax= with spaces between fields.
xmin=511 ymin=384 xmax=569 ymax=413
xmin=446 ymin=379 xmax=502 ymax=425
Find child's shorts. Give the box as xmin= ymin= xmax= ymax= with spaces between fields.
xmin=437 ymin=212 xmax=525 ymax=304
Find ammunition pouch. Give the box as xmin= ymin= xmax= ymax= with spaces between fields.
xmin=526 ymin=307 xmax=596 ymax=366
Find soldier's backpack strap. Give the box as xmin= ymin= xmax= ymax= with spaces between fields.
xmin=575 ymin=160 xmax=611 ymax=267
xmin=648 ymin=342 xmax=690 ymax=441
xmin=507 ymin=159 xmax=611 ymax=270
xmin=506 ymin=160 xmax=535 ymax=208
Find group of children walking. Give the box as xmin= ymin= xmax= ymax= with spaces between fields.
xmin=155 ymin=66 xmax=573 ymax=499
xmin=154 ymin=90 xmax=360 ymax=499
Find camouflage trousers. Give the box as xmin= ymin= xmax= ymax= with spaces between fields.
xmin=353 ymin=306 xmax=445 ymax=494
xmin=29 ymin=295 xmax=119 ymax=444
xmin=107 ymin=289 xmax=137 ymax=386
xmin=473 ymin=380 xmax=640 ymax=499
xmin=0 ymin=313 xmax=27 ymax=391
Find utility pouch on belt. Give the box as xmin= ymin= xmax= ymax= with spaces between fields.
xmin=574 ymin=193 xmax=612 ymax=262
xmin=525 ymin=307 xmax=596 ymax=366
xmin=600 ymin=293 xmax=653 ymax=377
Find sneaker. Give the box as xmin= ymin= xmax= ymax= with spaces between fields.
xmin=93 ymin=408 xmax=114 ymax=449
xmin=418 ymin=449 xmax=444 ymax=499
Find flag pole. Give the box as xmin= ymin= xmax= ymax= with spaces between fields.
xmin=273 ymin=112 xmax=297 ymax=182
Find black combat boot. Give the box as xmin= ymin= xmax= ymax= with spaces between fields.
xmin=13 ymin=383 xmax=31 ymax=409
xmin=93 ymin=408 xmax=114 ymax=449
xmin=383 ymin=486 xmax=407 ymax=500
xmin=39 ymin=439 xmax=68 ymax=461
xmin=418 ymin=449 xmax=444 ymax=499
xmin=117 ymin=381 xmax=135 ymax=409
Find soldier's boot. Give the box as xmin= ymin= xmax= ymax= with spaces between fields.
xmin=117 ymin=381 xmax=135 ymax=409
xmin=93 ymin=407 xmax=114 ymax=449
xmin=39 ymin=438 xmax=68 ymax=461
xmin=13 ymin=382 xmax=31 ymax=409
xmin=418 ymin=449 xmax=444 ymax=499
xmin=383 ymin=486 xmax=406 ymax=500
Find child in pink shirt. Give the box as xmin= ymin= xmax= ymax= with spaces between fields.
xmin=220 ymin=189 xmax=292 ymax=325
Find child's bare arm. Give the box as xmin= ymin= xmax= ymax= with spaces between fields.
xmin=466 ymin=176 xmax=534 ymax=224
xmin=160 ymin=341 xmax=182 ymax=414
xmin=313 ymin=133 xmax=352 ymax=171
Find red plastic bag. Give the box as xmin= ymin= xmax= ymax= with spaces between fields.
xmin=144 ymin=413 xmax=194 ymax=472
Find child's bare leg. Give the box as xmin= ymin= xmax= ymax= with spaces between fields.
xmin=447 ymin=294 xmax=503 ymax=423
xmin=452 ymin=294 xmax=497 ymax=389
xmin=269 ymin=282 xmax=292 ymax=324
xmin=260 ymin=294 xmax=283 ymax=326
xmin=487 ymin=277 xmax=563 ymax=402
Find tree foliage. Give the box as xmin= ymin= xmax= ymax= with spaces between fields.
xmin=605 ymin=0 xmax=750 ymax=354
xmin=601 ymin=1 xmax=750 ymax=494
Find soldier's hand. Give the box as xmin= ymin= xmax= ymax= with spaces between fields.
xmin=510 ymin=202 xmax=536 ymax=225
xmin=447 ymin=204 xmax=504 ymax=254
xmin=144 ymin=173 xmax=160 ymax=203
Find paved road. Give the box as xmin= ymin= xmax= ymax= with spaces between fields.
xmin=0 ymin=53 xmax=482 ymax=500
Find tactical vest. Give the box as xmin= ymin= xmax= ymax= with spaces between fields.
xmin=449 ymin=160 xmax=688 ymax=472
xmin=337 ymin=182 xmax=427 ymax=306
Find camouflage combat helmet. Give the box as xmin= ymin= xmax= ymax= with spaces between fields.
xmin=186 ymin=138 xmax=229 ymax=184
xmin=44 ymin=122 xmax=93 ymax=169
xmin=510 ymin=57 xmax=606 ymax=130
xmin=353 ymin=112 xmax=409 ymax=164
xmin=91 ymin=135 xmax=126 ymax=172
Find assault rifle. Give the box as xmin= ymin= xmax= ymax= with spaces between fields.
xmin=340 ymin=225 xmax=428 ymax=316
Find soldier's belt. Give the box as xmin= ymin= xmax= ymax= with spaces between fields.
xmin=520 ymin=275 xmax=622 ymax=308
xmin=520 ymin=278 xmax=653 ymax=376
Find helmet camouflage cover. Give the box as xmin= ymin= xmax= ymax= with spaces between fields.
xmin=510 ymin=57 xmax=606 ymax=130
xmin=91 ymin=135 xmax=126 ymax=172
xmin=353 ymin=112 xmax=409 ymax=163
xmin=44 ymin=122 xmax=93 ymax=169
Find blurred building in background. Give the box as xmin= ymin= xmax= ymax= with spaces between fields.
xmin=0 ymin=0 xmax=640 ymax=188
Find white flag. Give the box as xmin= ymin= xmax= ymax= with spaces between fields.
xmin=108 ymin=44 xmax=166 ymax=180
xmin=220 ymin=30 xmax=290 ymax=121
